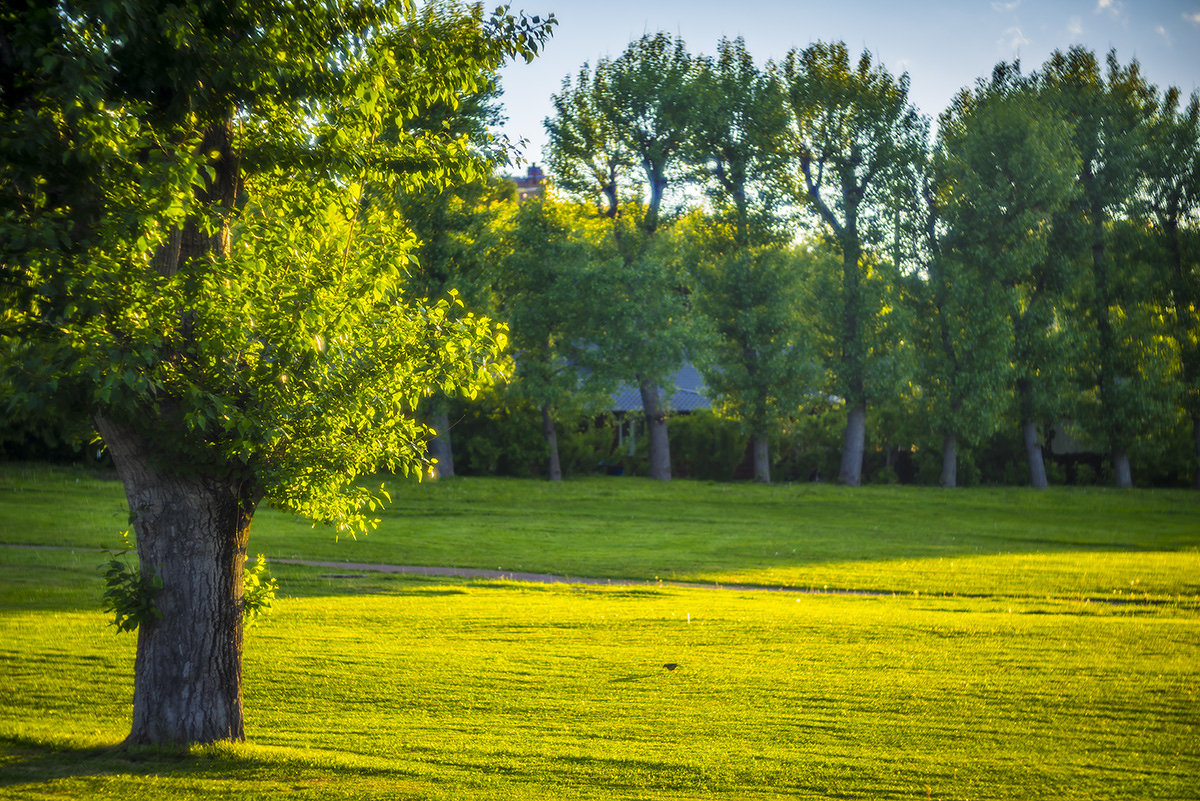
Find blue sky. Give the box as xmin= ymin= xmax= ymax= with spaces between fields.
xmin=497 ymin=0 xmax=1200 ymax=165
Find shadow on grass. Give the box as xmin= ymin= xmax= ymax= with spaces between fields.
xmin=0 ymin=733 xmax=421 ymax=791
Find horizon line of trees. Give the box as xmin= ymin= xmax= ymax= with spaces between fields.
xmin=2 ymin=28 xmax=1196 ymax=490
xmin=409 ymin=35 xmax=1198 ymax=490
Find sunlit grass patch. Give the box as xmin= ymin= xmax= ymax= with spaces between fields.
xmin=2 ymin=566 xmax=1197 ymax=799
xmin=2 ymin=465 xmax=1199 ymax=798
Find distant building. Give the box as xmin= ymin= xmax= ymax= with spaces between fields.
xmin=513 ymin=165 xmax=545 ymax=202
xmin=609 ymin=363 xmax=711 ymax=414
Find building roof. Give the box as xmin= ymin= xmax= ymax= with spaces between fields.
xmin=610 ymin=362 xmax=711 ymax=413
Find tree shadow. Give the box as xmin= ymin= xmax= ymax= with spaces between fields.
xmin=0 ymin=733 xmax=424 ymax=791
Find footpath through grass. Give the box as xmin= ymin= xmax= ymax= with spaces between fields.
xmin=0 ymin=463 xmax=1198 ymax=799
xmin=2 ymin=463 xmax=1198 ymax=601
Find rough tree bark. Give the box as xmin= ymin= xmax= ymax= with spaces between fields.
xmin=541 ymin=402 xmax=562 ymax=482
xmin=638 ymin=377 xmax=671 ymax=481
xmin=940 ymin=431 xmax=957 ymax=489
xmin=96 ymin=415 xmax=257 ymax=745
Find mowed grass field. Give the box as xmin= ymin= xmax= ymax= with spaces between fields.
xmin=1 ymin=463 xmax=1198 ymax=799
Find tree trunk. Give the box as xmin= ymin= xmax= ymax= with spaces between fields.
xmin=1022 ymin=420 xmax=1048 ymax=490
xmin=751 ymin=432 xmax=770 ymax=484
xmin=427 ymin=406 xmax=455 ymax=479
xmin=1112 ymin=445 xmax=1133 ymax=489
xmin=838 ymin=404 xmax=866 ymax=486
xmin=1194 ymin=417 xmax=1200 ymax=491
xmin=96 ymin=416 xmax=255 ymax=746
xmin=639 ymin=377 xmax=671 ymax=481
xmin=541 ymin=403 xmax=562 ymax=482
xmin=940 ymin=431 xmax=957 ymax=489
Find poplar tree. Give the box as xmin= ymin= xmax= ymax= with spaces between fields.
xmin=544 ymin=33 xmax=697 ymax=481
xmin=778 ymin=42 xmax=926 ymax=486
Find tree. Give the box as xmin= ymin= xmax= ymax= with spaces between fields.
xmin=1145 ymin=87 xmax=1200 ymax=487
xmin=544 ymin=32 xmax=697 ymax=481
xmin=397 ymin=73 xmax=514 ymax=480
xmin=683 ymin=38 xmax=811 ymax=482
xmin=0 ymin=0 xmax=551 ymax=745
xmin=495 ymin=196 xmax=617 ymax=480
xmin=928 ymin=64 xmax=1078 ymax=488
xmin=401 ymin=175 xmax=517 ymax=478
xmin=778 ymin=42 xmax=926 ymax=486
xmin=1040 ymin=47 xmax=1157 ymax=487
xmin=688 ymin=231 xmax=819 ymax=483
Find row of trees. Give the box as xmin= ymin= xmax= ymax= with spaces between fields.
xmin=439 ymin=35 xmax=1197 ymax=490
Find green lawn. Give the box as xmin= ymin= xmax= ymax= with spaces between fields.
xmin=1 ymin=464 xmax=1198 ymax=799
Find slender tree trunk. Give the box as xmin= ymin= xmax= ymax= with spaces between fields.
xmin=96 ymin=416 xmax=255 ymax=746
xmin=1022 ymin=420 xmax=1048 ymax=490
xmin=1165 ymin=219 xmax=1199 ymax=491
xmin=427 ymin=405 xmax=455 ymax=479
xmin=940 ymin=431 xmax=957 ymax=489
xmin=541 ymin=403 xmax=562 ymax=482
xmin=1112 ymin=445 xmax=1133 ymax=489
xmin=1088 ymin=210 xmax=1134 ymax=490
xmin=837 ymin=232 xmax=866 ymax=488
xmin=1193 ymin=417 xmax=1200 ymax=491
xmin=751 ymin=432 xmax=770 ymax=484
xmin=638 ymin=377 xmax=671 ymax=481
xmin=838 ymin=404 xmax=866 ymax=486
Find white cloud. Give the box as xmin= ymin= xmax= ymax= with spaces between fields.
xmin=1000 ymin=26 xmax=1030 ymax=52
xmin=1095 ymin=0 xmax=1123 ymax=16
xmin=1185 ymin=11 xmax=1200 ymax=25
xmin=1156 ymin=24 xmax=1172 ymax=45
xmin=1068 ymin=15 xmax=1083 ymax=36
xmin=991 ymin=0 xmax=1021 ymax=11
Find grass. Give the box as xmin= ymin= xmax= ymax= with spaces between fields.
xmin=1 ymin=463 xmax=1198 ymax=798
xmin=2 ymin=463 xmax=1198 ymax=601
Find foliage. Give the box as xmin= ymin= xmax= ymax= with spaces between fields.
xmin=100 ymin=531 xmax=163 ymax=633
xmin=101 ymin=531 xmax=278 ymax=631
xmin=666 ymin=411 xmax=747 ymax=481
xmin=920 ymin=64 xmax=1078 ymax=479
xmin=0 ymin=0 xmax=553 ymax=537
xmin=495 ymin=198 xmax=618 ymax=413
xmin=686 ymin=37 xmax=791 ymax=246
xmin=776 ymin=41 xmax=927 ymax=485
xmin=686 ymin=226 xmax=820 ymax=449
xmin=1038 ymin=48 xmax=1159 ymax=482
xmin=241 ymin=554 xmax=278 ymax=623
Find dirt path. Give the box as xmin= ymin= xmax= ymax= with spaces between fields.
xmin=2 ymin=544 xmax=885 ymax=596
xmin=272 ymin=558 xmax=889 ymax=596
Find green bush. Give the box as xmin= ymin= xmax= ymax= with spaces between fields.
xmin=667 ymin=411 xmax=747 ymax=481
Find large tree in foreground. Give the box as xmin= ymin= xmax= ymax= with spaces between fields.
xmin=0 ymin=0 xmax=551 ymax=745
xmin=778 ymin=42 xmax=926 ymax=486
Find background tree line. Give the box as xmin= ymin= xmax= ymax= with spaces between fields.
xmin=398 ymin=35 xmax=1199 ymax=490
xmin=3 ymin=24 xmax=1196 ymax=490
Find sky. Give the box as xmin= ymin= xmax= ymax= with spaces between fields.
xmin=495 ymin=0 xmax=1200 ymax=167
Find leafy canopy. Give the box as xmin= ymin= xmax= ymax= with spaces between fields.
xmin=0 ymin=0 xmax=553 ymax=532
